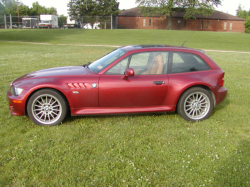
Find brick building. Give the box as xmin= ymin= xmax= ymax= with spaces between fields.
xmin=118 ymin=7 xmax=246 ymax=33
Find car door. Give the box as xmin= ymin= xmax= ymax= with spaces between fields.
xmin=99 ymin=51 xmax=169 ymax=107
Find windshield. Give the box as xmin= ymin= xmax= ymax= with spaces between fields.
xmin=42 ymin=21 xmax=50 ymax=24
xmin=88 ymin=49 xmax=126 ymax=73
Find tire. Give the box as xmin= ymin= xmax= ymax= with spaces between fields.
xmin=177 ymin=87 xmax=214 ymax=121
xmin=27 ymin=89 xmax=68 ymax=126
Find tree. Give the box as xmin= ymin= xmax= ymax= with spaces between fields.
xmin=68 ymin=0 xmax=119 ymax=19
xmin=135 ymin=0 xmax=221 ymax=30
xmin=29 ymin=1 xmax=57 ymax=16
xmin=96 ymin=0 xmax=120 ymax=16
xmin=0 ymin=0 xmax=18 ymax=15
xmin=18 ymin=4 xmax=30 ymax=16
xmin=47 ymin=7 xmax=57 ymax=15
xmin=236 ymin=4 xmax=248 ymax=19
xmin=0 ymin=0 xmax=5 ymax=15
xmin=68 ymin=0 xmax=119 ymax=28
xmin=58 ymin=14 xmax=67 ymax=27
xmin=245 ymin=18 xmax=250 ymax=33
xmin=236 ymin=4 xmax=250 ymax=33
xmin=0 ymin=0 xmax=57 ymax=16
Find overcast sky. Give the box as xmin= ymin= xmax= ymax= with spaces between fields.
xmin=20 ymin=0 xmax=250 ymax=17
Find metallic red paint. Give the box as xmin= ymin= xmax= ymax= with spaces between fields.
xmin=6 ymin=45 xmax=227 ymax=122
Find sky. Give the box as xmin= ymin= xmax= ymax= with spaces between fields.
xmin=20 ymin=0 xmax=250 ymax=17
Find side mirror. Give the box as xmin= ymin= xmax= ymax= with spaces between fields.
xmin=121 ymin=68 xmax=134 ymax=80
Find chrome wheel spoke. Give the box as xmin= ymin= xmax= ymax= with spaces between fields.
xmin=51 ymin=100 xmax=57 ymax=105
xmin=184 ymin=91 xmax=210 ymax=120
xmin=48 ymin=97 xmax=53 ymax=104
xmin=34 ymin=109 xmax=42 ymax=112
xmin=31 ymin=94 xmax=62 ymax=125
xmin=39 ymin=113 xmax=45 ymax=120
xmin=48 ymin=113 xmax=51 ymax=122
xmin=49 ymin=113 xmax=55 ymax=119
xmin=36 ymin=111 xmax=43 ymax=116
xmin=51 ymin=111 xmax=58 ymax=116
xmin=37 ymin=100 xmax=43 ymax=105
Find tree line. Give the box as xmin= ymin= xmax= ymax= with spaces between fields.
xmin=236 ymin=4 xmax=250 ymax=33
xmin=135 ymin=0 xmax=222 ymax=30
xmin=1 ymin=0 xmax=250 ymax=32
xmin=0 ymin=0 xmax=57 ymax=16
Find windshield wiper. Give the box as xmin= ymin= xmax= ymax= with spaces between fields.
xmin=83 ymin=62 xmax=91 ymax=68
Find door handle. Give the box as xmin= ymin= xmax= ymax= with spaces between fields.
xmin=153 ymin=81 xmax=165 ymax=85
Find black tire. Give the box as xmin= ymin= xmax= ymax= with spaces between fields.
xmin=27 ymin=89 xmax=68 ymax=126
xmin=177 ymin=87 xmax=214 ymax=121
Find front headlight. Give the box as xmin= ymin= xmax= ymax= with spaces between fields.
xmin=10 ymin=86 xmax=23 ymax=96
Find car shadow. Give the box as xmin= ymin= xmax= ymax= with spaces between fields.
xmin=210 ymin=94 xmax=230 ymax=118
xmin=63 ymin=112 xmax=176 ymax=124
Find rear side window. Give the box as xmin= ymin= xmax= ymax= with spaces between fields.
xmin=170 ymin=52 xmax=211 ymax=73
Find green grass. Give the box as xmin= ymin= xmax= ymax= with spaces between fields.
xmin=0 ymin=29 xmax=250 ymax=52
xmin=0 ymin=30 xmax=250 ymax=186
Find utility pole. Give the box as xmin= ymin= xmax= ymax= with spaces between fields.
xmin=111 ymin=14 xmax=112 ymax=30
xmin=4 ymin=14 xmax=7 ymax=29
xmin=17 ymin=0 xmax=20 ymax=27
xmin=10 ymin=14 xmax=12 ymax=29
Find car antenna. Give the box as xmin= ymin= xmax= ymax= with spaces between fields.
xmin=181 ymin=29 xmax=197 ymax=47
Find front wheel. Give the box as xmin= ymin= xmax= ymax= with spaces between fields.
xmin=27 ymin=89 xmax=68 ymax=126
xmin=177 ymin=87 xmax=214 ymax=121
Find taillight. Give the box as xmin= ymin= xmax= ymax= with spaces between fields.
xmin=220 ymin=77 xmax=224 ymax=87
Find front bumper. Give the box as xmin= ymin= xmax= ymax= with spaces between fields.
xmin=6 ymin=90 xmax=26 ymax=116
xmin=38 ymin=25 xmax=52 ymax=28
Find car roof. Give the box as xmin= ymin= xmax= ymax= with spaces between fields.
xmin=120 ymin=45 xmax=205 ymax=53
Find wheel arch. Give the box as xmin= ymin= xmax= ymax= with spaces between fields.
xmin=176 ymin=84 xmax=215 ymax=112
xmin=25 ymin=87 xmax=71 ymax=116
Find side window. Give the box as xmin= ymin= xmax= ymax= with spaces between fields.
xmin=171 ymin=52 xmax=210 ymax=73
xmin=143 ymin=19 xmax=146 ymax=27
xmin=105 ymin=57 xmax=129 ymax=75
xmin=129 ymin=52 xmax=168 ymax=75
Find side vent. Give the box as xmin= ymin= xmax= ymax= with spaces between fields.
xmin=67 ymin=83 xmax=86 ymax=89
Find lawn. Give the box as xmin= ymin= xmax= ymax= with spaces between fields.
xmin=0 ymin=29 xmax=250 ymax=52
xmin=0 ymin=30 xmax=250 ymax=186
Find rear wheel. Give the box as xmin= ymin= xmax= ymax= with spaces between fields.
xmin=27 ymin=89 xmax=68 ymax=126
xmin=177 ymin=87 xmax=213 ymax=121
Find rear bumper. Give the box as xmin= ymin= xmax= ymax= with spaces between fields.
xmin=215 ymin=87 xmax=227 ymax=105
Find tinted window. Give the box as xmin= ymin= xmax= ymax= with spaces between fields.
xmin=171 ymin=52 xmax=210 ymax=73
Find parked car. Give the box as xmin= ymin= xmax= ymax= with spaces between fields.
xmin=6 ymin=45 xmax=227 ymax=126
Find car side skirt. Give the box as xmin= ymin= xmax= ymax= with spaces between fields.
xmin=71 ymin=105 xmax=176 ymax=116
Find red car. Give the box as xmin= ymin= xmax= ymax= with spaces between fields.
xmin=6 ymin=45 xmax=227 ymax=126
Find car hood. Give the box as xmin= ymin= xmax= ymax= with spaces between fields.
xmin=15 ymin=66 xmax=96 ymax=81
